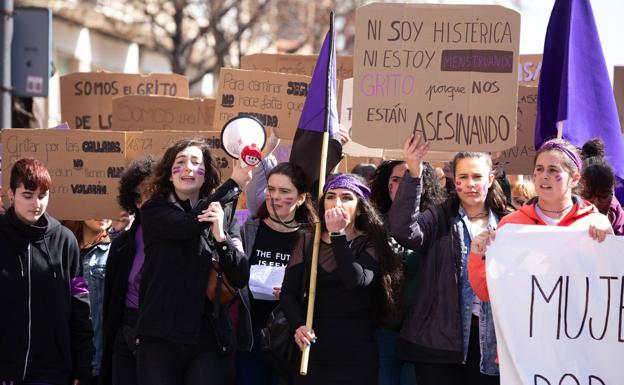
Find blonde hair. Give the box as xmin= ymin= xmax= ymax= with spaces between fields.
xmin=511 ymin=180 xmax=536 ymax=201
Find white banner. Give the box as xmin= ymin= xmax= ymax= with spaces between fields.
xmin=486 ymin=224 xmax=624 ymax=385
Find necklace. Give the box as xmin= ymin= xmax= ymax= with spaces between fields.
xmin=269 ymin=216 xmax=296 ymax=225
xmin=467 ymin=212 xmax=488 ymax=221
xmin=537 ymin=203 xmax=573 ymax=215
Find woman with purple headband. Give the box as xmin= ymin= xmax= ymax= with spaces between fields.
xmin=280 ymin=174 xmax=402 ymax=385
xmin=469 ymin=138 xmax=613 ymax=304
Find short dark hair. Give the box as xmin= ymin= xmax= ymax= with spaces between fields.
xmin=10 ymin=157 xmax=52 ymax=192
xmin=581 ymin=156 xmax=616 ymax=197
xmin=118 ymin=155 xmax=157 ymax=214
xmin=350 ymin=163 xmax=377 ymax=184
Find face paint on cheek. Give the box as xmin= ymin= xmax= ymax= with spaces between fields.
xmin=455 ymin=181 xmax=463 ymax=193
xmin=483 ymin=183 xmax=489 ymax=194
xmin=172 ymin=166 xmax=182 ymax=174
xmin=196 ymin=167 xmax=205 ymax=176
xmin=281 ymin=197 xmax=295 ymax=205
xmin=555 ymin=174 xmax=562 ymax=182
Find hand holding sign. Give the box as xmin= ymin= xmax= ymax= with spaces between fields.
xmin=403 ymin=133 xmax=430 ymax=178
xmin=470 ymin=228 xmax=496 ymax=256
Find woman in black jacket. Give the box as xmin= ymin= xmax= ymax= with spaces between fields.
xmin=136 ymin=139 xmax=251 ymax=385
xmin=0 ymin=157 xmax=94 ymax=385
xmin=100 ymin=155 xmax=155 ymax=385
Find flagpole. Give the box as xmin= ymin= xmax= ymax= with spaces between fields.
xmin=300 ymin=10 xmax=334 ymax=376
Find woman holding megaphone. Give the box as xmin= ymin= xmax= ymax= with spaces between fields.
xmin=136 ymin=138 xmax=251 ymax=385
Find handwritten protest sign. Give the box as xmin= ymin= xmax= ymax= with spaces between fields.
xmin=61 ymin=72 xmax=189 ymax=130
xmin=213 ymin=69 xmax=311 ymax=140
xmin=353 ymin=4 xmax=520 ymax=152
xmin=518 ymin=54 xmax=542 ymax=86
xmin=487 ymin=225 xmax=624 ymax=385
xmin=614 ymin=67 xmax=624 ymax=133
xmin=112 ymin=95 xmax=215 ymax=131
xmin=494 ymin=86 xmax=537 ymax=175
xmin=124 ymin=131 xmax=233 ymax=177
xmin=340 ymin=78 xmax=354 ymax=132
xmin=241 ymin=53 xmax=353 ymax=80
xmin=1 ymin=128 xmax=126 ymax=219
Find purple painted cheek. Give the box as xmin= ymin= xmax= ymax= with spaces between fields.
xmin=282 ymin=197 xmax=295 ymax=205
xmin=555 ymin=174 xmax=562 ymax=182
xmin=483 ymin=183 xmax=489 ymax=194
xmin=455 ymin=181 xmax=463 ymax=193
xmin=196 ymin=167 xmax=205 ymax=176
xmin=172 ymin=166 xmax=182 ymax=174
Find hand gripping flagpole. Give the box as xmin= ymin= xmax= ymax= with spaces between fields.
xmin=300 ymin=11 xmax=335 ymax=376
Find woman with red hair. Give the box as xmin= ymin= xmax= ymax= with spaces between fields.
xmin=0 ymin=157 xmax=94 ymax=385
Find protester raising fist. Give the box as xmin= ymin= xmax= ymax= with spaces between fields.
xmin=389 ymin=134 xmax=511 ymax=385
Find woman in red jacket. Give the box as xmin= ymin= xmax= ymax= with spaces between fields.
xmin=468 ymin=138 xmax=613 ymax=302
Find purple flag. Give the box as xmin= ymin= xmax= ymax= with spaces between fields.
xmin=535 ymin=0 xmax=624 ymax=201
xmin=296 ymin=31 xmax=339 ymax=136
xmin=289 ymin=27 xmax=342 ymax=191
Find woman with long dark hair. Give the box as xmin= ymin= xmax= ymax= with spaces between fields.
xmin=389 ymin=134 xmax=513 ymax=385
xmin=369 ymin=160 xmax=445 ymax=385
xmin=136 ymin=138 xmax=251 ymax=385
xmin=236 ymin=162 xmax=318 ymax=385
xmin=280 ymin=173 xmax=402 ymax=385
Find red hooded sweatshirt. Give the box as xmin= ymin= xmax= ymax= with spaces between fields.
xmin=468 ymin=197 xmax=612 ymax=301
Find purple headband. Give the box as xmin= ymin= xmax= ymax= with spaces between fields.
xmin=323 ymin=174 xmax=371 ymax=198
xmin=539 ymin=140 xmax=582 ymax=171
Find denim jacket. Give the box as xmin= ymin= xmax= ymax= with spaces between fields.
xmin=457 ymin=206 xmax=499 ymax=375
xmin=83 ymin=242 xmax=111 ymax=376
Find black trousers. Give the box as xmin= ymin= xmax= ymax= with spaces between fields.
xmin=112 ymin=328 xmax=138 ymax=385
xmin=413 ymin=318 xmax=500 ymax=385
xmin=137 ymin=334 xmax=231 ymax=385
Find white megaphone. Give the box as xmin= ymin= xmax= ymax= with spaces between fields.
xmin=220 ymin=115 xmax=267 ymax=167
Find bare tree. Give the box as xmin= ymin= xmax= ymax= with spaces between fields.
xmin=138 ymin=0 xmax=272 ymax=87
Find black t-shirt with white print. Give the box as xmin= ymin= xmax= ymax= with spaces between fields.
xmin=250 ymin=220 xmax=298 ymax=324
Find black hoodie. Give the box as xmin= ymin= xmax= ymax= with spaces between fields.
xmin=0 ymin=207 xmax=94 ymax=385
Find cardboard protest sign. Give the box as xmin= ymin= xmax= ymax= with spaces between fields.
xmin=340 ymin=78 xmax=354 ymax=132
xmin=493 ymin=86 xmax=537 ymax=175
xmin=112 ymin=95 xmax=215 ymax=131
xmin=213 ymin=69 xmax=311 ymax=140
xmin=1 ymin=128 xmax=126 ymax=219
xmin=61 ymin=72 xmax=189 ymax=130
xmin=486 ymin=225 xmax=624 ymax=385
xmin=124 ymin=131 xmax=233 ymax=178
xmin=614 ymin=66 xmax=624 ymax=133
xmin=518 ymin=54 xmax=542 ymax=86
xmin=353 ymin=3 xmax=520 ymax=152
xmin=240 ymin=53 xmax=353 ymax=80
